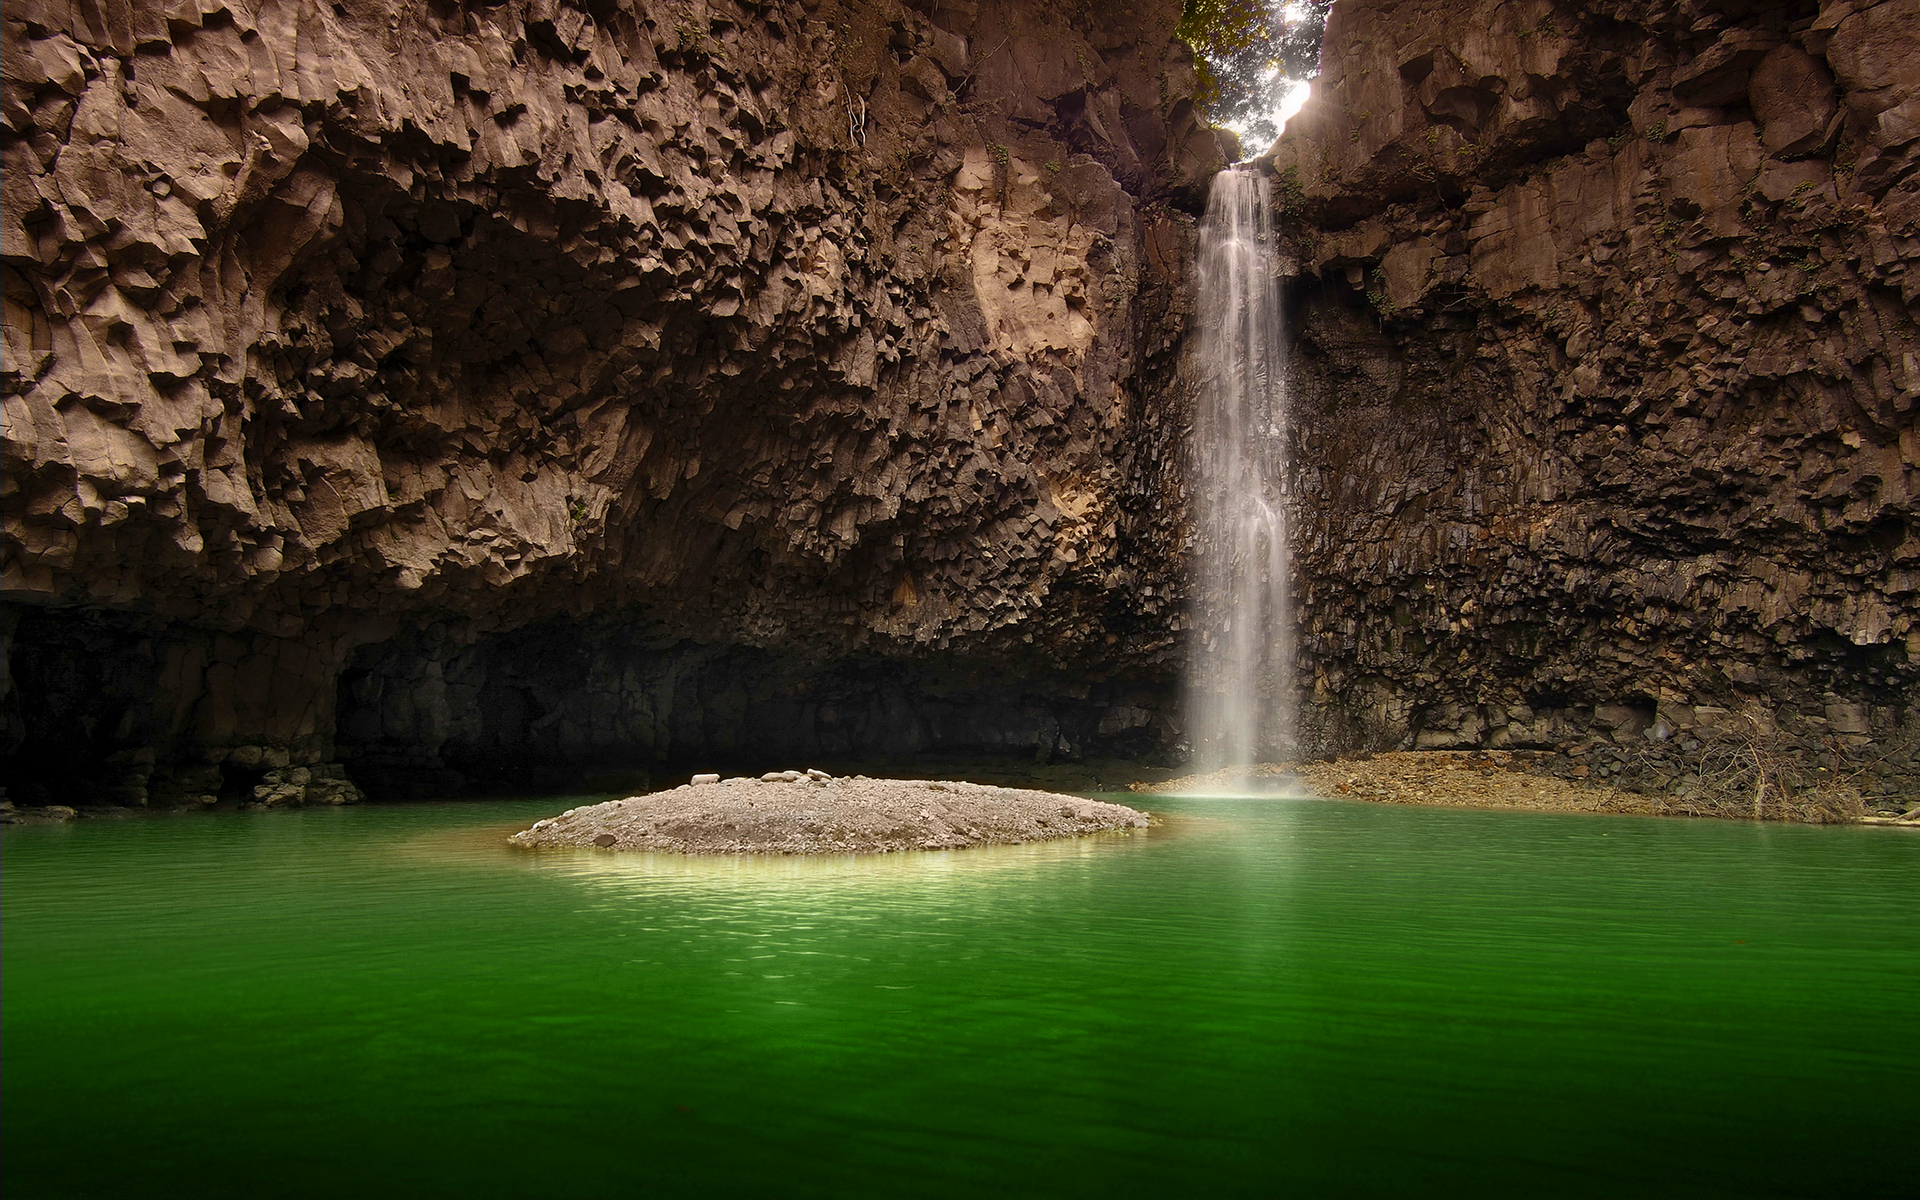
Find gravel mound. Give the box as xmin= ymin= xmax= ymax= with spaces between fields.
xmin=509 ymin=772 xmax=1153 ymax=854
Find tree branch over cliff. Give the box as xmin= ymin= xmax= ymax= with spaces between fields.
xmin=1178 ymin=0 xmax=1328 ymax=145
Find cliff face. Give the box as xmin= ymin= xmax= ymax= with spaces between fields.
xmin=1265 ymin=0 xmax=1918 ymax=795
xmin=2 ymin=0 xmax=1226 ymax=802
xmin=6 ymin=0 xmax=1915 ymax=808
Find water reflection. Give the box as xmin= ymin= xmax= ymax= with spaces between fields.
xmin=6 ymin=793 xmax=1914 ymax=1199
xmin=400 ymin=809 xmax=1171 ymax=903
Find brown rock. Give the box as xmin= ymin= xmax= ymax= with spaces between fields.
xmin=2 ymin=0 xmax=1913 ymax=811
xmin=1749 ymin=45 xmax=1838 ymax=158
xmin=1 ymin=0 xmax=1223 ymax=798
xmin=1257 ymin=0 xmax=1918 ymax=802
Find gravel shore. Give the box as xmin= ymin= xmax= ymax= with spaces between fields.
xmin=1137 ymin=751 xmax=1920 ymax=825
xmin=509 ymin=771 xmax=1153 ymax=854
xmin=1138 ymin=752 xmax=1657 ymax=813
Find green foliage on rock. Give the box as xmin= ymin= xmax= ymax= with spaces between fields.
xmin=1177 ymin=0 xmax=1329 ymax=146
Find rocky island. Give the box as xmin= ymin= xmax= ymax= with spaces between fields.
xmin=509 ymin=770 xmax=1152 ymax=854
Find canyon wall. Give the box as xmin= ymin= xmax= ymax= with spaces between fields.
xmin=5 ymin=0 xmax=1915 ymax=806
xmin=3 ymin=0 xmax=1223 ymax=803
xmin=1267 ymin=0 xmax=1917 ymax=797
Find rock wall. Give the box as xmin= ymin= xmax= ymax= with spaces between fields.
xmin=1264 ymin=0 xmax=1918 ymax=797
xmin=3 ymin=0 xmax=1225 ymax=803
xmin=6 ymin=0 xmax=1915 ymax=807
xmin=336 ymin=622 xmax=1171 ymax=795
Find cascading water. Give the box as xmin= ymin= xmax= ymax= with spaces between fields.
xmin=1187 ymin=167 xmax=1294 ymax=779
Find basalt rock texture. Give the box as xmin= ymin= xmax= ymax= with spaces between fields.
xmin=7 ymin=0 xmax=1917 ymax=810
xmin=2 ymin=0 xmax=1224 ymax=803
xmin=1263 ymin=0 xmax=1918 ymax=798
xmin=336 ymin=617 xmax=1172 ymax=796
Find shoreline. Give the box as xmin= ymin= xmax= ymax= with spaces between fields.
xmin=1135 ymin=751 xmax=1920 ymax=827
xmin=9 ymin=750 xmax=1915 ymax=830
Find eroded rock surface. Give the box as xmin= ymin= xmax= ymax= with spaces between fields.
xmin=509 ymin=773 xmax=1151 ymax=853
xmin=1259 ymin=0 xmax=1918 ymax=798
xmin=2 ymin=0 xmax=1223 ymax=804
xmin=4 ymin=0 xmax=1914 ymax=809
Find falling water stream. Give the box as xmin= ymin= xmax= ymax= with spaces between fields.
xmin=1189 ymin=167 xmax=1293 ymax=776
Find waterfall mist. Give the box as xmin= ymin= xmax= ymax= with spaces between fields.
xmin=1187 ymin=167 xmax=1294 ymax=776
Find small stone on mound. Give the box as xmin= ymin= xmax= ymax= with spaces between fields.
xmin=510 ymin=774 xmax=1152 ymax=855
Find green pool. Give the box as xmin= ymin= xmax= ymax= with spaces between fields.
xmin=4 ymin=795 xmax=1914 ymax=1197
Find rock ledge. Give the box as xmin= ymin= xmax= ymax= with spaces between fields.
xmin=510 ymin=775 xmax=1151 ymax=855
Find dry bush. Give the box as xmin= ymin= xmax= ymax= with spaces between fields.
xmin=1667 ymin=714 xmax=1885 ymax=824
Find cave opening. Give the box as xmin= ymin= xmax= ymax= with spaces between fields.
xmin=329 ymin=618 xmax=1179 ymax=799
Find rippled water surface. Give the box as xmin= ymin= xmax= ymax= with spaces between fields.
xmin=5 ymin=796 xmax=1915 ymax=1197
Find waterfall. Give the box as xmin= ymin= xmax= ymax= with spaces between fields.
xmin=1187 ymin=167 xmax=1294 ymax=777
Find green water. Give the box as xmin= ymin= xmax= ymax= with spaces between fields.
xmin=4 ymin=796 xmax=1914 ymax=1198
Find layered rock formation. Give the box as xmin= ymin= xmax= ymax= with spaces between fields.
xmin=5 ymin=0 xmax=1914 ymax=808
xmin=2 ymin=0 xmax=1225 ymax=803
xmin=1264 ymin=0 xmax=1918 ymax=797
